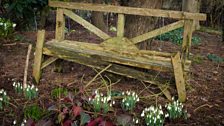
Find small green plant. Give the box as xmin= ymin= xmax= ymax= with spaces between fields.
xmin=155 ymin=28 xmax=201 ymax=45
xmin=141 ymin=105 xmax=164 ymax=126
xmin=51 ymin=87 xmax=68 ymax=99
xmin=207 ymin=54 xmax=224 ymax=63
xmin=24 ymin=85 xmax=38 ymax=100
xmin=0 ymin=89 xmax=9 ymax=110
xmin=13 ymin=82 xmax=23 ymax=94
xmin=13 ymin=82 xmax=38 ymax=100
xmin=24 ymin=104 xmax=44 ymax=121
xmin=165 ymin=98 xmax=187 ymax=120
xmin=89 ymin=90 xmax=115 ymax=113
xmin=121 ymin=91 xmax=139 ymax=111
xmin=0 ymin=18 xmax=16 ymax=38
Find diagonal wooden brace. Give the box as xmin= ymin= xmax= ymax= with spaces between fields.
xmin=33 ymin=30 xmax=46 ymax=84
xmin=171 ymin=52 xmax=186 ymax=102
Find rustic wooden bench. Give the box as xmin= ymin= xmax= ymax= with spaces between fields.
xmin=33 ymin=1 xmax=206 ymax=102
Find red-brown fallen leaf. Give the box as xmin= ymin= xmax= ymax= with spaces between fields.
xmin=72 ymin=106 xmax=82 ymax=117
xmin=63 ymin=120 xmax=72 ymax=126
xmin=87 ymin=117 xmax=103 ymax=126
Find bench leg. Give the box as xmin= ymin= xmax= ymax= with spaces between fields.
xmin=33 ymin=30 xmax=46 ymax=84
xmin=171 ymin=52 xmax=186 ymax=102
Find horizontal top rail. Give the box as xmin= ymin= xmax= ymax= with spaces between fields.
xmin=49 ymin=1 xmax=206 ymax=21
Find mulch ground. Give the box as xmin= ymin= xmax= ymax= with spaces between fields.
xmin=0 ymin=29 xmax=223 ymax=125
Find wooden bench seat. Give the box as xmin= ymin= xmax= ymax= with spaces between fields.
xmin=43 ymin=39 xmax=191 ymax=72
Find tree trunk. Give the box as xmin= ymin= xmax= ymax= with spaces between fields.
xmin=123 ymin=0 xmax=163 ymax=50
xmin=91 ymin=0 xmax=107 ymax=32
xmin=182 ymin=0 xmax=201 ymax=30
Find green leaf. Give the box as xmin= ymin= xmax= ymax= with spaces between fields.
xmin=80 ymin=112 xmax=90 ymax=125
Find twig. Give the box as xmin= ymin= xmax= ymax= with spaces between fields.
xmin=84 ymin=64 xmax=112 ymax=89
xmin=194 ymin=104 xmax=213 ymax=113
xmin=23 ymin=44 xmax=32 ymax=89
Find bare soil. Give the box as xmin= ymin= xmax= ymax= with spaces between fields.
xmin=0 ymin=30 xmax=223 ymax=126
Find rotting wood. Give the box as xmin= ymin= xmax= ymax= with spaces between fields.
xmin=131 ymin=20 xmax=184 ymax=44
xmin=181 ymin=20 xmax=193 ymax=64
xmin=45 ymin=39 xmax=191 ymax=72
xmin=33 ymin=30 xmax=45 ymax=84
xmin=63 ymin=9 xmax=110 ymax=40
xmin=49 ymin=1 xmax=206 ymax=21
xmin=55 ymin=8 xmax=65 ymax=41
xmin=42 ymin=44 xmax=172 ymax=99
xmin=117 ymin=14 xmax=125 ymax=37
xmin=44 ymin=40 xmax=191 ymax=72
xmin=171 ymin=52 xmax=186 ymax=102
xmin=41 ymin=57 xmax=58 ymax=69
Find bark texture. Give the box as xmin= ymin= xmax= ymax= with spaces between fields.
xmin=182 ymin=0 xmax=201 ymax=30
xmin=91 ymin=0 xmax=107 ymax=32
xmin=123 ymin=0 xmax=162 ymax=49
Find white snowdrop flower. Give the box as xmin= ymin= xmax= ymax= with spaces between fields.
xmin=21 ymin=123 xmax=25 ymax=126
xmin=13 ymin=120 xmax=16 ymax=125
xmin=165 ymin=113 xmax=169 ymax=118
xmin=109 ymin=103 xmax=112 ymax=107
xmin=94 ymin=90 xmax=98 ymax=94
xmin=141 ymin=112 xmax=145 ymax=117
xmin=0 ymin=97 xmax=3 ymax=101
xmin=88 ymin=97 xmax=91 ymax=101
xmin=36 ymin=88 xmax=38 ymax=92
xmin=126 ymin=102 xmax=129 ymax=106
xmin=159 ymin=105 xmax=162 ymax=109
xmin=0 ymin=89 xmax=3 ymax=94
xmin=13 ymin=23 xmax=16 ymax=28
xmin=112 ymin=101 xmax=115 ymax=105
xmin=122 ymin=92 xmax=124 ymax=95
xmin=122 ymin=99 xmax=124 ymax=103
xmin=154 ymin=118 xmax=156 ymax=124
xmin=107 ymin=96 xmax=111 ymax=101
xmin=136 ymin=119 xmax=139 ymax=124
xmin=100 ymin=93 xmax=103 ymax=97
xmin=3 ymin=91 xmax=6 ymax=96
xmin=0 ymin=23 xmax=3 ymax=25
xmin=26 ymin=88 xmax=29 ymax=91
xmin=13 ymin=82 xmax=15 ymax=87
xmin=31 ymin=85 xmax=34 ymax=89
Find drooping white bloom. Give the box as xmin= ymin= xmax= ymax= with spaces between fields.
xmin=13 ymin=23 xmax=16 ymax=28
xmin=13 ymin=120 xmax=16 ymax=125
xmin=0 ymin=97 xmax=3 ymax=101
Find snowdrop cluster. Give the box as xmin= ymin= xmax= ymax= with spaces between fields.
xmin=132 ymin=117 xmax=140 ymax=124
xmin=121 ymin=91 xmax=139 ymax=111
xmin=13 ymin=82 xmax=23 ymax=94
xmin=89 ymin=90 xmax=115 ymax=113
xmin=20 ymin=119 xmax=27 ymax=126
xmin=0 ymin=89 xmax=9 ymax=109
xmin=0 ymin=18 xmax=16 ymax=37
xmin=165 ymin=97 xmax=187 ymax=119
xmin=13 ymin=82 xmax=38 ymax=100
xmin=141 ymin=105 xmax=164 ymax=126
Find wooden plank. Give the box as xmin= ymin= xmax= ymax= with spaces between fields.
xmin=43 ymin=44 xmax=172 ymax=100
xmin=131 ymin=20 xmax=184 ymax=44
xmin=181 ymin=20 xmax=193 ymax=62
xmin=41 ymin=57 xmax=58 ymax=69
xmin=63 ymin=9 xmax=110 ymax=40
xmin=33 ymin=30 xmax=46 ymax=84
xmin=49 ymin=1 xmax=206 ymax=21
xmin=117 ymin=14 xmax=125 ymax=37
xmin=43 ymin=40 xmax=191 ymax=72
xmin=55 ymin=8 xmax=65 ymax=41
xmin=171 ymin=52 xmax=186 ymax=102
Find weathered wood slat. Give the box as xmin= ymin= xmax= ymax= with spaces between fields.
xmin=55 ymin=8 xmax=65 ymax=41
xmin=131 ymin=20 xmax=185 ymax=44
xmin=49 ymin=1 xmax=206 ymax=21
xmin=117 ymin=14 xmax=125 ymax=37
xmin=41 ymin=57 xmax=58 ymax=69
xmin=181 ymin=20 xmax=193 ymax=62
xmin=171 ymin=52 xmax=186 ymax=102
xmin=63 ymin=9 xmax=110 ymax=40
xmin=33 ymin=30 xmax=46 ymax=83
xmin=43 ymin=40 xmax=191 ymax=72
